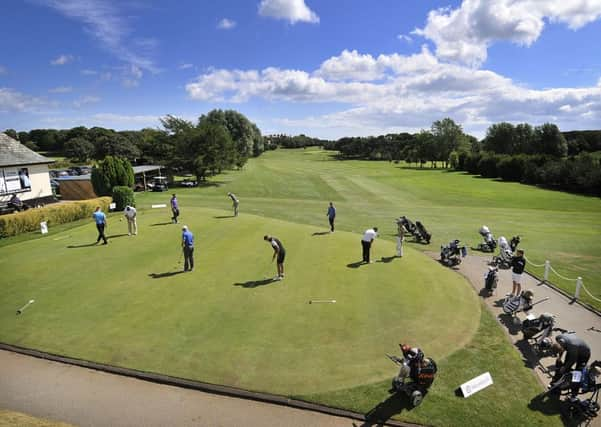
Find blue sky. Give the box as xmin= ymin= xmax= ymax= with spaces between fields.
xmin=1 ymin=0 xmax=600 ymax=139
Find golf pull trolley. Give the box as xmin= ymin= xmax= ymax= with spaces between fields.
xmin=386 ymin=353 xmax=437 ymax=407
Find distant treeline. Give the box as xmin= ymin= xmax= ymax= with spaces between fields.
xmin=263 ymin=134 xmax=333 ymax=150
xmin=4 ymin=109 xmax=264 ymax=180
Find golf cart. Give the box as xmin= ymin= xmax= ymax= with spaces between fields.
xmin=151 ymin=176 xmax=169 ymax=192
xmin=180 ymin=174 xmax=198 ymax=187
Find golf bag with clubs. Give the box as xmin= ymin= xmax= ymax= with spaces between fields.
xmin=414 ymin=221 xmax=432 ymax=244
xmin=484 ymin=266 xmax=499 ymax=296
xmin=477 ymin=225 xmax=497 ymax=253
xmin=521 ymin=313 xmax=562 ymax=355
xmin=397 ymin=216 xmax=417 ymax=235
xmin=492 ymin=235 xmax=521 ymax=269
xmin=440 ymin=239 xmax=467 ymax=267
xmin=545 ymin=360 xmax=601 ymax=421
xmin=387 ymin=345 xmax=437 ymax=407
xmin=502 ymin=290 xmax=535 ymax=317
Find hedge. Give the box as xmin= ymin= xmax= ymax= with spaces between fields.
xmin=112 ymin=186 xmax=135 ymax=211
xmin=0 ymin=197 xmax=111 ymax=238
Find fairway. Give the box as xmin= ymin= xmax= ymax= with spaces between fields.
xmin=0 ymin=207 xmax=479 ymax=395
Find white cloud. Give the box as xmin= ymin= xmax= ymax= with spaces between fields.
xmin=39 ymin=113 xmax=160 ymax=129
xmin=179 ymin=63 xmax=193 ymax=70
xmin=185 ymin=48 xmax=601 ymax=138
xmin=51 ymin=54 xmax=74 ymax=65
xmin=217 ymin=18 xmax=236 ymax=29
xmin=0 ymin=88 xmax=52 ymax=113
xmin=36 ymin=0 xmax=159 ymax=73
xmin=48 ymin=86 xmax=73 ymax=93
xmin=258 ymin=0 xmax=319 ymax=24
xmin=73 ymin=95 xmax=100 ymax=108
xmin=397 ymin=34 xmax=413 ymax=43
xmin=413 ymin=0 xmax=601 ymax=66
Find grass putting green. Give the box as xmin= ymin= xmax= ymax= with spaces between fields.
xmin=0 ymin=207 xmax=479 ymax=395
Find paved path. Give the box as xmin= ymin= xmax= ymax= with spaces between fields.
xmin=0 ymin=349 xmax=364 ymax=427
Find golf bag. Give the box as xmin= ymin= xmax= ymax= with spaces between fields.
xmin=397 ymin=216 xmax=417 ymax=235
xmin=502 ymin=290 xmax=534 ymax=316
xmin=521 ymin=313 xmax=562 ymax=355
xmin=387 ymin=351 xmax=437 ymax=407
xmin=440 ymin=239 xmax=467 ymax=267
xmin=477 ymin=225 xmax=497 ymax=253
xmin=414 ymin=221 xmax=432 ymax=244
xmin=492 ymin=235 xmax=521 ymax=269
xmin=545 ymin=360 xmax=601 ymax=421
xmin=484 ymin=266 xmax=499 ymax=295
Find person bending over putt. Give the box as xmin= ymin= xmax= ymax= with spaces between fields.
xmin=264 ymin=235 xmax=286 ymax=280
xmin=361 ymin=227 xmax=378 ymax=263
xmin=228 ymin=192 xmax=239 ymax=217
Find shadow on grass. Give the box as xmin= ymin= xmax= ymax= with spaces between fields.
xmin=214 ymin=215 xmax=235 ymax=219
xmin=347 ymin=261 xmax=365 ymax=269
xmin=360 ymin=392 xmax=413 ymax=426
xmin=67 ymin=242 xmax=98 ymax=248
xmin=312 ymin=231 xmax=330 ymax=236
xmin=106 ymin=233 xmax=129 ymax=239
xmin=148 ymin=271 xmax=185 ymax=279
xmin=376 ymin=256 xmax=398 ymax=263
xmin=150 ymin=222 xmax=173 ymax=226
xmin=233 ymin=278 xmax=277 ymax=288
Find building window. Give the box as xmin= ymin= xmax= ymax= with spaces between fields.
xmin=0 ymin=167 xmax=31 ymax=194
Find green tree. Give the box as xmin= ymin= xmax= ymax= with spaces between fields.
xmin=431 ymin=118 xmax=463 ymax=167
xmin=91 ymin=156 xmax=134 ymax=196
xmin=514 ymin=123 xmax=535 ymax=154
xmin=483 ymin=122 xmax=515 ymax=154
xmin=534 ymin=123 xmax=568 ymax=157
xmin=64 ymin=137 xmax=95 ymax=163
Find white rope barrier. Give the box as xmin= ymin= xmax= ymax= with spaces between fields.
xmin=581 ymin=283 xmax=601 ymax=303
xmin=548 ymin=264 xmax=579 ymax=282
xmin=524 ymin=256 xmax=545 ymax=268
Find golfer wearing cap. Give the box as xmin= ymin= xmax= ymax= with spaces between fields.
xmin=228 ymin=192 xmax=239 ymax=217
xmin=511 ymin=249 xmax=526 ymax=296
xmin=124 ymin=205 xmax=137 ymax=236
xmin=92 ymin=206 xmax=108 ymax=245
xmin=264 ymin=235 xmax=285 ymax=280
xmin=181 ymin=225 xmax=194 ymax=272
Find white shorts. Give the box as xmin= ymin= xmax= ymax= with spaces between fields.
xmin=512 ymin=272 xmax=522 ymax=284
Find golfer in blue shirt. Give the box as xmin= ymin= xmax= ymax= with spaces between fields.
xmin=327 ymin=202 xmax=336 ymax=233
xmin=182 ymin=225 xmax=194 ymax=272
xmin=92 ymin=206 xmax=108 ymax=245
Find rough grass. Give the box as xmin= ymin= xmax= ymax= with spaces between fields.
xmin=0 ymin=410 xmax=71 ymax=427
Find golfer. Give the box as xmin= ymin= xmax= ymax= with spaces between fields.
xmin=170 ymin=194 xmax=180 ymax=224
xmin=396 ymin=221 xmax=405 ymax=257
xmin=181 ymin=225 xmax=194 ymax=272
xmin=327 ymin=202 xmax=336 ymax=233
xmin=228 ymin=192 xmax=239 ymax=216
xmin=550 ymin=333 xmax=591 ymax=393
xmin=124 ymin=205 xmax=137 ymax=236
xmin=264 ymin=235 xmax=285 ymax=280
xmin=92 ymin=206 xmax=108 ymax=245
xmin=511 ymin=249 xmax=526 ymax=296
xmin=361 ymin=227 xmax=378 ymax=263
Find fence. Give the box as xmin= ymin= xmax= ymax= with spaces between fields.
xmin=524 ymin=256 xmax=600 ymax=304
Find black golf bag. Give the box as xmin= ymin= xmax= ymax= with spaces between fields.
xmin=440 ymin=239 xmax=467 ymax=267
xmin=477 ymin=225 xmax=497 ymax=252
xmin=484 ymin=266 xmax=498 ymax=295
xmin=397 ymin=216 xmax=416 ymax=234
xmin=414 ymin=221 xmax=431 ymax=244
xmin=545 ymin=360 xmax=601 ymax=421
xmin=521 ymin=313 xmax=561 ymax=355
xmin=510 ymin=235 xmax=521 ymax=252
xmin=388 ymin=352 xmax=437 ymax=407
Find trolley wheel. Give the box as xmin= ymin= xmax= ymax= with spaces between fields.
xmin=411 ymin=390 xmax=424 ymax=407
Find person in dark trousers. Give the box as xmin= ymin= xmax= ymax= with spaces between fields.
xmin=181 ymin=225 xmax=194 ymax=272
xmin=550 ymin=333 xmax=591 ymax=393
xmin=171 ymin=194 xmax=180 ymax=224
xmin=361 ymin=227 xmax=378 ymax=263
xmin=264 ymin=235 xmax=286 ymax=280
xmin=327 ymin=202 xmax=336 ymax=232
xmin=228 ymin=192 xmax=239 ymax=217
xmin=511 ymin=249 xmax=526 ymax=296
xmin=92 ymin=206 xmax=108 ymax=245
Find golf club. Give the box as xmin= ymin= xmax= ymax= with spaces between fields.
xmin=309 ymin=299 xmax=336 ymax=304
xmin=16 ymin=299 xmax=35 ymax=315
xmin=588 ymin=326 xmax=601 ymax=334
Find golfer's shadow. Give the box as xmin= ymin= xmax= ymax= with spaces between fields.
xmin=106 ymin=233 xmax=129 ymax=239
xmin=150 ymin=222 xmax=173 ymax=226
xmin=311 ymin=231 xmax=330 ymax=236
xmin=360 ymin=392 xmax=413 ymax=426
xmin=214 ymin=215 xmax=235 ymax=219
xmin=233 ymin=278 xmax=276 ymax=288
xmin=347 ymin=261 xmax=365 ymax=268
xmin=376 ymin=256 xmax=397 ymax=263
xmin=67 ymin=242 xmax=98 ymax=248
xmin=148 ymin=271 xmax=185 ymax=279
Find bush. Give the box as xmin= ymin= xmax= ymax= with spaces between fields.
xmin=91 ymin=156 xmax=134 ymax=196
xmin=0 ymin=197 xmax=111 ymax=238
xmin=464 ymin=153 xmax=482 ymax=174
xmin=497 ymin=155 xmax=526 ymax=182
xmin=477 ymin=154 xmax=500 ymax=178
xmin=112 ymin=186 xmax=135 ymax=211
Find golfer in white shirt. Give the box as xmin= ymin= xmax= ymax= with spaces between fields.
xmin=361 ymin=227 xmax=378 ymax=263
xmin=124 ymin=205 xmax=137 ymax=236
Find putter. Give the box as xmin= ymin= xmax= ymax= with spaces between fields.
xmin=309 ymin=299 xmax=336 ymax=304
xmin=16 ymin=299 xmax=35 ymax=315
